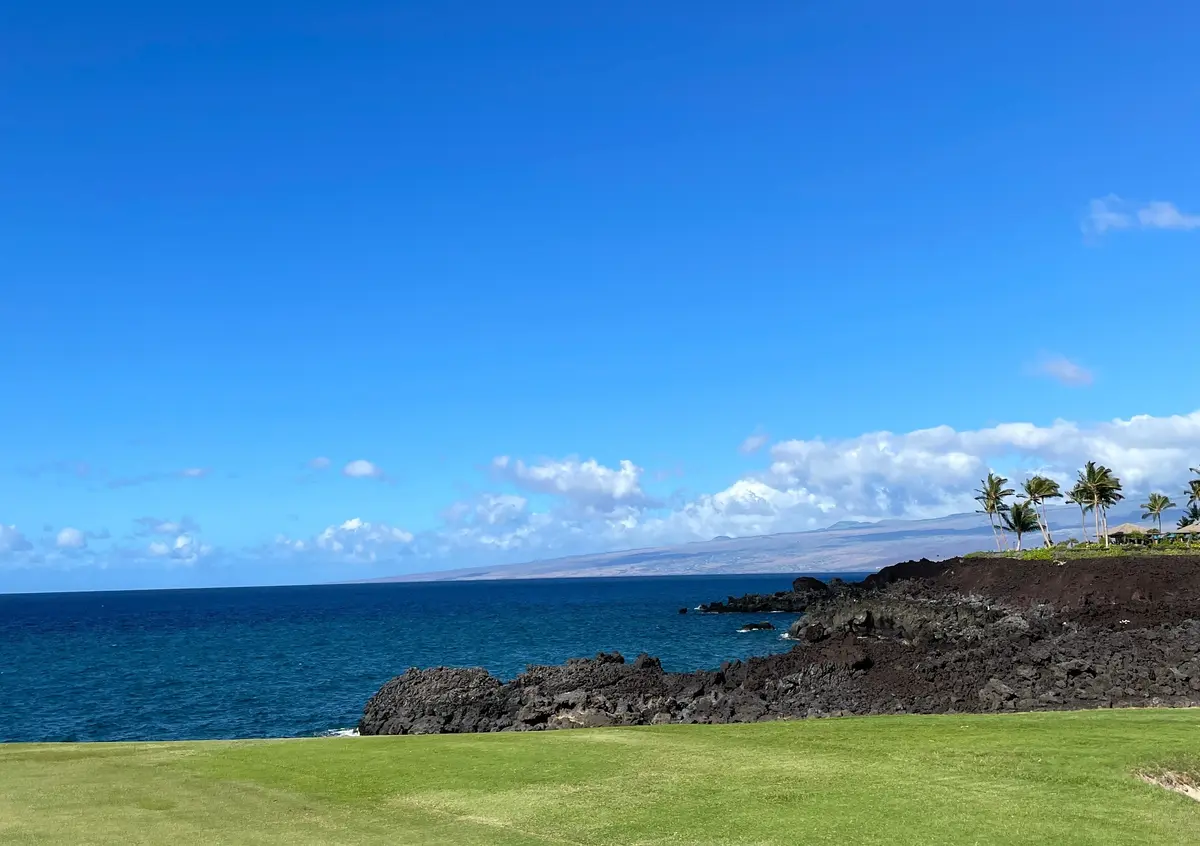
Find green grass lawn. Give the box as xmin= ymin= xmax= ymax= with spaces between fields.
xmin=2 ymin=710 xmax=1198 ymax=845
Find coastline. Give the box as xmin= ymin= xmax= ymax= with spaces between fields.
xmin=358 ymin=554 xmax=1200 ymax=735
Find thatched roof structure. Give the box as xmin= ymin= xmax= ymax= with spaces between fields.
xmin=1103 ymin=522 xmax=1153 ymax=536
xmin=1169 ymin=523 xmax=1200 ymax=535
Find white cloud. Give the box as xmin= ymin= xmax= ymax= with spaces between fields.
xmin=739 ymin=432 xmax=770 ymax=454
xmin=435 ymin=410 xmax=1200 ymax=558
xmin=753 ymin=411 xmax=1200 ymax=519
xmin=343 ymin=459 xmax=385 ymax=479
xmin=0 ymin=524 xmax=33 ymax=554
xmin=145 ymin=533 xmax=211 ymax=563
xmin=1083 ymin=195 xmax=1134 ymax=235
xmin=1034 ymin=355 xmax=1093 ymax=387
xmin=308 ymin=456 xmax=332 ymax=470
xmin=256 ymin=410 xmax=1200 ymax=572
xmin=274 ymin=518 xmax=414 ymax=563
xmin=11 ymin=409 xmax=1200 ymax=577
xmin=0 ymin=519 xmax=212 ymax=571
xmin=1084 ymin=195 xmax=1200 ymax=236
xmin=492 ymin=456 xmax=652 ymax=512
xmin=55 ymin=527 xmax=87 ymax=549
xmin=471 ymin=494 xmax=528 ymax=526
xmin=1137 ymin=201 xmax=1200 ymax=230
xmin=179 ymin=467 xmax=209 ymax=478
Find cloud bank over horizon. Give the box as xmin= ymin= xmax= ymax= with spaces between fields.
xmin=4 ymin=408 xmax=1200 ymax=585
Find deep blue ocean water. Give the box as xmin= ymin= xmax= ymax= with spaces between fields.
xmin=0 ymin=573 xmax=868 ymax=743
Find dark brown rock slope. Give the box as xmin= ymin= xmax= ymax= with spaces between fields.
xmin=358 ymin=555 xmax=1200 ymax=735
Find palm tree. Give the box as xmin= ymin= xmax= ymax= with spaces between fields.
xmin=1065 ymin=482 xmax=1092 ymax=543
xmin=1179 ymin=504 xmax=1200 ymax=529
xmin=975 ymin=473 xmax=1014 ymax=551
xmin=1078 ymin=461 xmax=1123 ymax=547
xmin=1098 ymin=472 xmax=1124 ymax=546
xmin=1187 ymin=479 xmax=1200 ymax=511
xmin=1020 ymin=475 xmax=1063 ymax=547
xmin=1140 ymin=492 xmax=1176 ymax=533
xmin=1000 ymin=501 xmax=1041 ymax=551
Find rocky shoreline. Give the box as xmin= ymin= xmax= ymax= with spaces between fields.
xmin=357 ymin=555 xmax=1200 ymax=735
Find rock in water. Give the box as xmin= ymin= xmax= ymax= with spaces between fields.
xmin=699 ymin=576 xmax=834 ymax=613
xmin=357 ymin=667 xmax=508 ymax=736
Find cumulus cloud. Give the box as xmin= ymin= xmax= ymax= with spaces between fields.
xmin=469 ymin=494 xmax=529 ymax=526
xmin=434 ymin=410 xmax=1200 ymax=558
xmin=145 ymin=533 xmax=210 ymax=563
xmin=1084 ymin=195 xmax=1200 ymax=237
xmin=0 ymin=524 xmax=33 ymax=554
xmin=277 ymin=412 xmax=1200 ymax=570
xmin=273 ymin=518 xmax=414 ymax=562
xmin=342 ymin=459 xmax=385 ymax=480
xmin=55 ymin=527 xmax=87 ymax=549
xmin=432 ymin=494 xmax=545 ymax=554
xmin=11 ymin=409 xmax=1200 ymax=577
xmin=739 ymin=431 xmax=771 ymax=454
xmin=1033 ymin=355 xmax=1094 ymax=387
xmin=491 ymin=456 xmax=653 ymax=512
xmin=0 ymin=518 xmax=212 ymax=571
xmin=753 ymin=411 xmax=1200 ymax=519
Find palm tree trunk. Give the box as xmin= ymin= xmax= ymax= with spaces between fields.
xmin=1030 ymin=501 xmax=1047 ymax=547
xmin=1079 ymin=506 xmax=1088 ymax=542
xmin=1042 ymin=502 xmax=1054 ymax=545
xmin=987 ymin=513 xmax=1002 ymax=552
xmin=994 ymin=512 xmax=1009 ymax=551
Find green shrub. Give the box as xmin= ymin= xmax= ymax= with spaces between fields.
xmin=963 ymin=538 xmax=1197 ymax=561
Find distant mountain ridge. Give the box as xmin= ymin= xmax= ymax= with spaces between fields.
xmin=374 ymin=505 xmax=1150 ymax=582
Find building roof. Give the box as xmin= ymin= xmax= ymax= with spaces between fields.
xmin=1103 ymin=522 xmax=1153 ymax=535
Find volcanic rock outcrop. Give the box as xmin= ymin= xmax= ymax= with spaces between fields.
xmin=358 ymin=555 xmax=1200 ymax=735
xmin=696 ymin=576 xmax=839 ymax=613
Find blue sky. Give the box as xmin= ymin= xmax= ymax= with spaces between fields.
xmin=3 ymin=1 xmax=1199 ymax=591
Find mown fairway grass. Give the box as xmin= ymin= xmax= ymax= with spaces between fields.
xmin=2 ymin=710 xmax=1198 ymax=845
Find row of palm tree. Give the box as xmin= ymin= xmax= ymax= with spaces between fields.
xmin=974 ymin=463 xmax=1200 ymax=552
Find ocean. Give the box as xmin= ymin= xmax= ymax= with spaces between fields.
xmin=0 ymin=572 xmax=868 ymax=743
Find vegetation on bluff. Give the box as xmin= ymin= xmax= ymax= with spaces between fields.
xmin=975 ymin=463 xmax=1200 ymax=551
